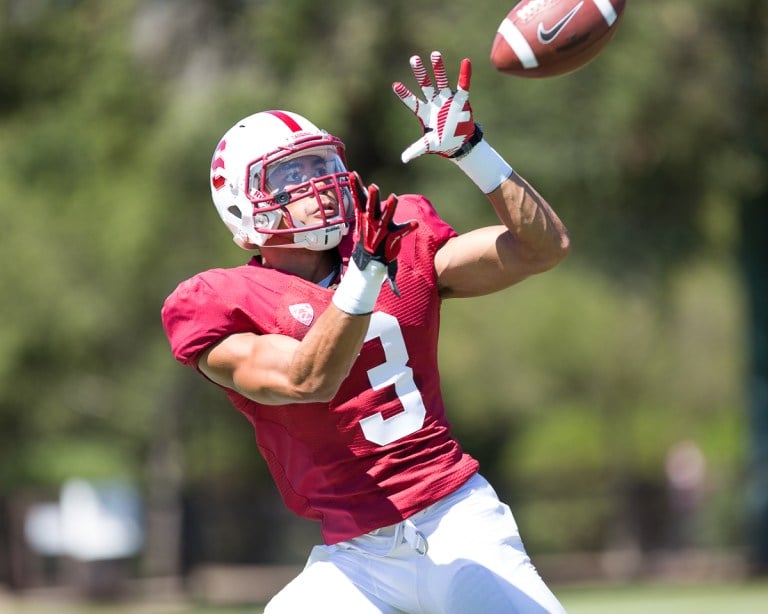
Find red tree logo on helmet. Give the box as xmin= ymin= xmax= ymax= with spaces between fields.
xmin=211 ymin=139 xmax=227 ymax=190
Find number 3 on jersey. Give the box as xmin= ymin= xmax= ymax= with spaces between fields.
xmin=359 ymin=312 xmax=427 ymax=445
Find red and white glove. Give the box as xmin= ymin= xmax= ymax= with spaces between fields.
xmin=392 ymin=51 xmax=477 ymax=162
xmin=332 ymin=180 xmax=418 ymax=315
xmin=392 ymin=51 xmax=514 ymax=194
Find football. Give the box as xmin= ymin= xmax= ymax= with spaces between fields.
xmin=490 ymin=0 xmax=626 ymax=78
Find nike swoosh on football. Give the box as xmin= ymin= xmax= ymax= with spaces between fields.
xmin=537 ymin=1 xmax=584 ymax=44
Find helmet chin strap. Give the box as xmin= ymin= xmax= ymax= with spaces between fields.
xmin=295 ymin=220 xmax=348 ymax=251
xmin=261 ymin=221 xmax=348 ymax=251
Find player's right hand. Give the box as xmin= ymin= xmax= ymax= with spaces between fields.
xmin=352 ymin=180 xmax=418 ymax=296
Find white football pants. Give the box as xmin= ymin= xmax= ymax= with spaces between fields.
xmin=264 ymin=473 xmax=566 ymax=613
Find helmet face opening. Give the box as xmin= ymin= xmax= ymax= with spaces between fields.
xmin=247 ymin=138 xmax=355 ymax=239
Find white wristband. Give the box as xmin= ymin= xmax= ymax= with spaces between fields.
xmin=452 ymin=139 xmax=513 ymax=194
xmin=331 ymin=258 xmax=386 ymax=315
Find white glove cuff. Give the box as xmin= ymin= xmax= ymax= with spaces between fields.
xmin=452 ymin=139 xmax=514 ymax=194
xmin=332 ymin=259 xmax=386 ymax=315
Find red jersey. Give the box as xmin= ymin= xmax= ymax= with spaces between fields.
xmin=161 ymin=194 xmax=479 ymax=544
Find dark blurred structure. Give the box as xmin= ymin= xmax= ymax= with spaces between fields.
xmin=733 ymin=0 xmax=768 ymax=575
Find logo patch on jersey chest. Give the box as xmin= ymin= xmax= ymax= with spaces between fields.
xmin=289 ymin=303 xmax=314 ymax=326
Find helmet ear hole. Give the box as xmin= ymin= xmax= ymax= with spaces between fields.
xmin=274 ymin=191 xmax=290 ymax=206
xmin=228 ymin=205 xmax=242 ymax=219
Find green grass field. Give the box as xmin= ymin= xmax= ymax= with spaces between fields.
xmin=557 ymin=581 xmax=768 ymax=614
xmin=4 ymin=581 xmax=768 ymax=613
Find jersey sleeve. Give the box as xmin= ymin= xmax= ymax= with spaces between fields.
xmin=402 ymin=194 xmax=457 ymax=243
xmin=161 ymin=271 xmax=255 ymax=367
xmin=397 ymin=193 xmax=458 ymax=265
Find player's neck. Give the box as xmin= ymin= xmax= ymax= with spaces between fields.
xmin=260 ymin=246 xmax=339 ymax=285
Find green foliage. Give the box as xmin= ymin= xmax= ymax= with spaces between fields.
xmin=439 ymin=259 xmax=745 ymax=551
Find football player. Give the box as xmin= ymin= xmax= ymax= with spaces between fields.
xmin=162 ymin=51 xmax=570 ymax=613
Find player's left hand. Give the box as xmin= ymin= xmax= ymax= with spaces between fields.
xmin=392 ymin=50 xmax=478 ymax=163
xmin=352 ymin=178 xmax=418 ymax=296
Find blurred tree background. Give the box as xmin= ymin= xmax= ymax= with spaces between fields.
xmin=0 ymin=0 xmax=765 ymax=592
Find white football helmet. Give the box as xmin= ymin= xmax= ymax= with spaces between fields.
xmin=210 ymin=110 xmax=357 ymax=251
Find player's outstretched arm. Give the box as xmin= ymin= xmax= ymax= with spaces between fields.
xmin=392 ymin=50 xmax=570 ymax=298
xmin=435 ymin=174 xmax=570 ymax=298
xmin=198 ymin=182 xmax=416 ymax=405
